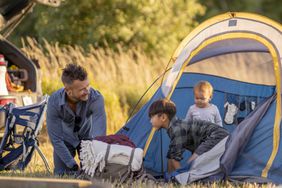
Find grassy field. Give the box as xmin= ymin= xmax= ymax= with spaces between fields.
xmin=0 ymin=39 xmax=277 ymax=187
xmin=0 ymin=141 xmax=277 ymax=188
xmin=0 ymin=143 xmax=277 ymax=188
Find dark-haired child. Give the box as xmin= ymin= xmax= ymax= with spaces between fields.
xmin=148 ymin=98 xmax=228 ymax=172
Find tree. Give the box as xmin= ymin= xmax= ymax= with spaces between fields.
xmin=197 ymin=0 xmax=281 ymax=23
xmin=9 ymin=0 xmax=205 ymax=57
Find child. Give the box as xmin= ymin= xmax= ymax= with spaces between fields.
xmin=149 ymin=99 xmax=228 ymax=172
xmin=185 ymin=81 xmax=222 ymax=126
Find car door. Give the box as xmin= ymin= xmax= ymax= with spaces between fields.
xmin=0 ymin=0 xmax=60 ymax=38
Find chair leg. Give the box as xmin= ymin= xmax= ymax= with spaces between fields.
xmin=34 ymin=144 xmax=51 ymax=174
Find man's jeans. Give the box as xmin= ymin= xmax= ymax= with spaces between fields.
xmin=53 ymin=141 xmax=81 ymax=175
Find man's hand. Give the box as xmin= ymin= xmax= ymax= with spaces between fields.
xmin=70 ymin=164 xmax=80 ymax=171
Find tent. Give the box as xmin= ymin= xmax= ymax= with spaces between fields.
xmin=117 ymin=12 xmax=282 ymax=184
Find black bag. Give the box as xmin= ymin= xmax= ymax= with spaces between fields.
xmin=94 ymin=144 xmax=141 ymax=183
xmin=81 ymin=144 xmax=155 ymax=185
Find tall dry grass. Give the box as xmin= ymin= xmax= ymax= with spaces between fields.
xmin=21 ymin=37 xmax=167 ymax=134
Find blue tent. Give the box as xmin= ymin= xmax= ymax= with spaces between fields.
xmin=118 ymin=12 xmax=282 ymax=184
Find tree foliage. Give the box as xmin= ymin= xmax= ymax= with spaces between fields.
xmin=9 ymin=0 xmax=281 ymax=57
xmin=197 ymin=0 xmax=282 ymax=23
xmin=11 ymin=0 xmax=205 ymax=57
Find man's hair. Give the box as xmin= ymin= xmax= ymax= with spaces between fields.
xmin=148 ymin=99 xmax=176 ymax=121
xmin=61 ymin=63 xmax=88 ymax=85
xmin=194 ymin=80 xmax=213 ymax=96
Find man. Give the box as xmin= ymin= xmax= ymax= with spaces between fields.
xmin=148 ymin=98 xmax=228 ymax=172
xmin=47 ymin=63 xmax=106 ymax=175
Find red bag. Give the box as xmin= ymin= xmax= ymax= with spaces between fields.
xmin=94 ymin=134 xmax=136 ymax=148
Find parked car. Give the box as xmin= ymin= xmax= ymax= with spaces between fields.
xmin=0 ymin=0 xmax=60 ymax=132
xmin=0 ymin=0 xmax=60 ymax=105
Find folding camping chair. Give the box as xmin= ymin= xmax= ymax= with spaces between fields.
xmin=0 ymin=95 xmax=50 ymax=172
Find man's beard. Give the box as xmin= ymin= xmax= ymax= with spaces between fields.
xmin=78 ymin=93 xmax=89 ymax=102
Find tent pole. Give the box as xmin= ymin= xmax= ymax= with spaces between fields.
xmin=160 ymin=129 xmax=164 ymax=175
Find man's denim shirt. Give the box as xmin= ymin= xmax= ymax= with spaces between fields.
xmin=46 ymin=87 xmax=106 ymax=168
